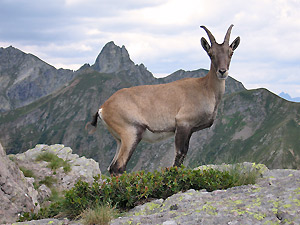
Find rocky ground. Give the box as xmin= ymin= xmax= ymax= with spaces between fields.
xmin=0 ymin=143 xmax=101 ymax=224
xmin=110 ymin=169 xmax=300 ymax=225
xmin=9 ymin=164 xmax=300 ymax=225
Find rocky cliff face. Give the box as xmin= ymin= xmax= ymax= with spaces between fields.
xmin=0 ymin=143 xmax=101 ymax=224
xmin=0 ymin=46 xmax=75 ymax=112
xmin=0 ymin=142 xmax=39 ymax=224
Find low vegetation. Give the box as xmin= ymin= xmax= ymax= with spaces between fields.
xmin=18 ymin=165 xmax=259 ymax=224
xmin=79 ymin=204 xmax=118 ymax=225
xmin=36 ymin=151 xmax=71 ymax=173
xmin=19 ymin=166 xmax=35 ymax=178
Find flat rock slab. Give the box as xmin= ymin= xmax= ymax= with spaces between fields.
xmin=11 ymin=219 xmax=81 ymax=225
xmin=111 ymin=169 xmax=300 ymax=225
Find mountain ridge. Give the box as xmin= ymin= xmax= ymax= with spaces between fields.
xmin=0 ymin=42 xmax=299 ymax=173
xmin=0 ymin=46 xmax=75 ymax=112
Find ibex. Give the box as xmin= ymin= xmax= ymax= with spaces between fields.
xmin=87 ymin=25 xmax=240 ymax=175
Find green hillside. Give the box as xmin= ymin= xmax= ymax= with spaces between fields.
xmin=186 ymin=89 xmax=300 ymax=169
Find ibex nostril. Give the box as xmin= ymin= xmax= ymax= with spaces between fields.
xmin=219 ymin=70 xmax=226 ymax=75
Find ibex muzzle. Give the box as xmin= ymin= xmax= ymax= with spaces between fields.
xmin=87 ymin=25 xmax=240 ymax=175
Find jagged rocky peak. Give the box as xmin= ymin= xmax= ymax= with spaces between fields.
xmin=0 ymin=46 xmax=28 ymax=72
xmin=92 ymin=41 xmax=135 ymax=73
xmin=0 ymin=45 xmax=75 ymax=112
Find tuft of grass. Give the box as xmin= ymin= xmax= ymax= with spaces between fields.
xmin=39 ymin=176 xmax=58 ymax=188
xmin=19 ymin=166 xmax=35 ymax=178
xmin=36 ymin=151 xmax=57 ymax=162
xmin=80 ymin=204 xmax=118 ymax=225
xmin=223 ymin=164 xmax=258 ymax=187
xmin=36 ymin=152 xmax=71 ymax=173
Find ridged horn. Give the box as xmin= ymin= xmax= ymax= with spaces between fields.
xmin=200 ymin=25 xmax=216 ymax=44
xmin=224 ymin=24 xmax=234 ymax=45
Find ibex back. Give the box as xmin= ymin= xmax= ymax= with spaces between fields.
xmin=87 ymin=25 xmax=240 ymax=175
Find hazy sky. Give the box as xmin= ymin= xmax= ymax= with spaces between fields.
xmin=1 ymin=0 xmax=299 ymax=97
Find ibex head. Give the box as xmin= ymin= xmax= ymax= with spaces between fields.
xmin=200 ymin=24 xmax=240 ymax=80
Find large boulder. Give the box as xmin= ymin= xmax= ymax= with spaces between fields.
xmin=0 ymin=143 xmax=39 ymax=224
xmin=11 ymin=144 xmax=101 ymax=191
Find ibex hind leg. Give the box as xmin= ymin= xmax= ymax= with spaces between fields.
xmin=107 ymin=137 xmax=121 ymax=173
xmin=109 ymin=126 xmax=144 ymax=175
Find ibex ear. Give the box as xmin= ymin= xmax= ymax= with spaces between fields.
xmin=230 ymin=36 xmax=240 ymax=51
xmin=201 ymin=37 xmax=211 ymax=53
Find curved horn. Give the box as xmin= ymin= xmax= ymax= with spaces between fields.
xmin=200 ymin=25 xmax=216 ymax=44
xmin=224 ymin=24 xmax=234 ymax=45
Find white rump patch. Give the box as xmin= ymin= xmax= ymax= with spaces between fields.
xmin=98 ymin=108 xmax=103 ymax=119
xmin=98 ymin=108 xmax=109 ymax=128
xmin=142 ymin=129 xmax=174 ymax=143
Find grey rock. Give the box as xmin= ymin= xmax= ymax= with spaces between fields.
xmin=111 ymin=165 xmax=300 ymax=225
xmin=11 ymin=218 xmax=82 ymax=225
xmin=0 ymin=143 xmax=39 ymax=224
xmin=11 ymin=144 xmax=101 ymax=192
xmin=37 ymin=184 xmax=52 ymax=203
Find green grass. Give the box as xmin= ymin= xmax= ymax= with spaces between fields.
xmin=79 ymin=204 xmax=118 ymax=225
xmin=19 ymin=167 xmax=35 ymax=178
xmin=39 ymin=176 xmax=58 ymax=188
xmin=36 ymin=152 xmax=71 ymax=173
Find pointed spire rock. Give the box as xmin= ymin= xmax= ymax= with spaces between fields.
xmin=92 ymin=41 xmax=135 ymax=73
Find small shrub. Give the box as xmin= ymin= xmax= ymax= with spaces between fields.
xmin=18 ymin=199 xmax=64 ymax=222
xmin=18 ymin=188 xmax=64 ymax=222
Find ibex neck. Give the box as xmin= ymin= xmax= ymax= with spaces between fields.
xmin=207 ymin=64 xmax=225 ymax=102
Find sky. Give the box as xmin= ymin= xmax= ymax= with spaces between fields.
xmin=0 ymin=0 xmax=300 ymax=98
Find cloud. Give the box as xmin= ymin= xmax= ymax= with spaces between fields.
xmin=0 ymin=0 xmax=299 ymax=97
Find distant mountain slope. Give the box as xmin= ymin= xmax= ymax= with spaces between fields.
xmin=0 ymin=42 xmax=299 ymax=173
xmin=0 ymin=46 xmax=74 ymax=112
xmin=185 ymin=88 xmax=300 ymax=169
xmin=279 ymin=92 xmax=300 ymax=102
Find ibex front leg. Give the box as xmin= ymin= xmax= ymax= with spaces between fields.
xmin=173 ymin=126 xmax=192 ymax=167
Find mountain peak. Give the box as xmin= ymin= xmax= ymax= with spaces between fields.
xmin=92 ymin=41 xmax=134 ymax=73
xmin=279 ymin=92 xmax=300 ymax=102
